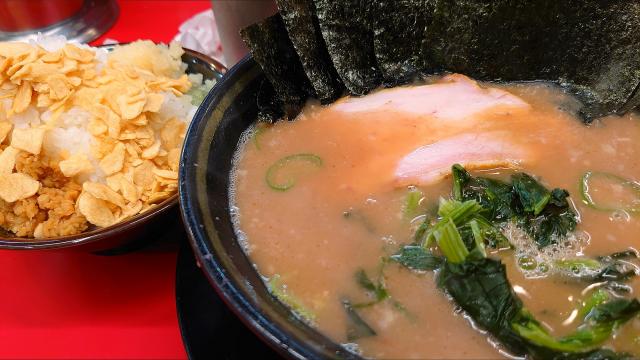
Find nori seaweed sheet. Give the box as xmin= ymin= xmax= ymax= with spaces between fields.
xmin=240 ymin=14 xmax=313 ymax=119
xmin=425 ymin=1 xmax=543 ymax=80
xmin=425 ymin=0 xmax=640 ymax=121
xmin=313 ymin=0 xmax=382 ymax=95
xmin=276 ymin=0 xmax=344 ymax=103
xmin=552 ymin=1 xmax=640 ymax=120
xmin=256 ymin=78 xmax=284 ymax=123
xmin=243 ymin=0 xmax=640 ymax=122
xmin=371 ymin=0 xmax=435 ymax=86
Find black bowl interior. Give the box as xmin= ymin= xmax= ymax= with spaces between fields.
xmin=180 ymin=57 xmax=360 ymax=359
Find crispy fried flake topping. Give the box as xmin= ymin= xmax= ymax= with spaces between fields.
xmin=0 ymin=40 xmax=193 ymax=237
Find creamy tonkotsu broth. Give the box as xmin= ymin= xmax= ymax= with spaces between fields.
xmin=231 ymin=74 xmax=640 ymax=359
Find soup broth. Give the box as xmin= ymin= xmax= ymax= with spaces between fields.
xmin=232 ymin=75 xmax=640 ymax=358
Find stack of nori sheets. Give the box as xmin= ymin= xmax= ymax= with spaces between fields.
xmin=241 ymin=0 xmax=640 ymax=122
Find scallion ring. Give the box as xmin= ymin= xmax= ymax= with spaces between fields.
xmin=580 ymin=171 xmax=640 ymax=212
xmin=265 ymin=153 xmax=323 ymax=191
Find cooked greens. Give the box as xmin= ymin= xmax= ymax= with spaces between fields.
xmin=512 ymin=173 xmax=552 ymax=216
xmin=428 ymin=197 xmax=638 ymax=359
xmin=556 ymin=252 xmax=639 ymax=283
xmin=353 ymin=268 xmax=389 ymax=308
xmin=388 ymin=165 xmax=640 ymax=359
xmin=440 ymin=255 xmax=637 ymax=359
xmin=578 ymin=290 xmax=611 ymax=319
xmin=452 ymin=164 xmax=515 ymax=221
xmin=516 ymin=188 xmax=578 ymax=248
xmin=513 ymin=300 xmax=640 ymax=353
xmin=418 ymin=197 xmax=511 ymax=250
xmin=390 ymin=245 xmax=442 ymax=271
xmin=553 ymin=251 xmax=640 ymax=297
xmin=452 ymin=164 xmax=577 ymax=248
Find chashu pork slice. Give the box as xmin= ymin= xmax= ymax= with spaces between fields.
xmin=332 ymin=74 xmax=530 ymax=120
xmin=395 ymin=132 xmax=531 ymax=186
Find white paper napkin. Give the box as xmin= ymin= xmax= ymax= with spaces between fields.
xmin=173 ymin=10 xmax=225 ymax=66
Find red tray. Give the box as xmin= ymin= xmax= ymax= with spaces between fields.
xmin=0 ymin=1 xmax=211 ymax=358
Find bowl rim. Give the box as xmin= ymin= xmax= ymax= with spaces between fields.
xmin=179 ymin=55 xmax=362 ymax=360
xmin=0 ymin=45 xmax=225 ymax=249
xmin=0 ymin=196 xmax=178 ymax=250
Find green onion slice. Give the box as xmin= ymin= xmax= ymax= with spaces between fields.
xmin=403 ymin=187 xmax=424 ymax=220
xmin=252 ymin=123 xmax=268 ymax=150
xmin=265 ymin=153 xmax=323 ymax=191
xmin=580 ymin=171 xmax=640 ymax=212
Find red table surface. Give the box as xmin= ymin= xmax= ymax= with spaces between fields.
xmin=0 ymin=1 xmax=212 ymax=359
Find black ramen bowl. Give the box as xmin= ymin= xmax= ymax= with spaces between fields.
xmin=0 ymin=48 xmax=225 ymax=252
xmin=179 ymin=56 xmax=360 ymax=359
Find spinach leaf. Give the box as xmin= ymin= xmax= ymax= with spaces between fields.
xmin=353 ymin=269 xmax=389 ymax=307
xmin=436 ymin=198 xmax=484 ymax=223
xmin=390 ymin=245 xmax=442 ymax=271
xmin=570 ymin=349 xmax=635 ymax=360
xmin=439 ymin=256 xmax=639 ymax=359
xmin=515 ymin=204 xmax=577 ymax=248
xmin=452 ymin=164 xmax=577 ymax=248
xmin=555 ymin=251 xmax=639 ymax=286
xmin=438 ymin=256 xmax=529 ymax=354
xmin=428 ymin=197 xmax=637 ymax=359
xmin=596 ymin=251 xmax=639 ymax=282
xmin=342 ymin=299 xmax=376 ymax=341
xmin=353 ymin=265 xmax=414 ymax=320
xmin=578 ymin=290 xmax=610 ymax=319
xmin=468 ymin=219 xmax=487 ymax=258
xmin=514 ymin=299 xmax=640 ymax=353
xmin=587 ymin=298 xmax=640 ymax=324
xmin=513 ymin=181 xmax=577 ymax=248
xmin=467 ymin=214 xmax=511 ymax=250
xmin=609 ymin=249 xmax=640 ymax=260
xmin=355 ymin=269 xmax=382 ymax=294
xmin=513 ymin=311 xmax=612 ymax=353
xmin=604 ymin=282 xmax=633 ymax=296
xmin=452 ymin=163 xmax=469 ymax=201
xmin=597 ymin=265 xmax=638 ymax=282
xmin=512 ymin=173 xmax=552 ymax=216
xmin=550 ymin=188 xmax=571 ymax=207
xmin=452 ymin=164 xmax=515 ymax=221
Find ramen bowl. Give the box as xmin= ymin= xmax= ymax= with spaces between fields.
xmin=179 ymin=57 xmax=358 ymax=359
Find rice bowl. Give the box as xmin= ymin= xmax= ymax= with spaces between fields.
xmin=0 ymin=35 xmax=219 ymax=242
